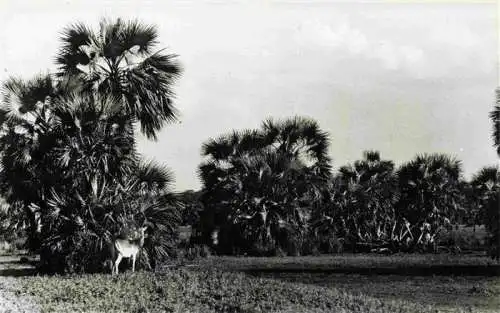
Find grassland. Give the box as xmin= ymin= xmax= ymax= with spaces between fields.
xmin=248 ymin=271 xmax=500 ymax=313
xmin=14 ymin=270 xmax=439 ymax=313
xmin=189 ymin=254 xmax=500 ymax=313
xmin=191 ymin=253 xmax=498 ymax=271
xmin=2 ymin=253 xmax=499 ymax=313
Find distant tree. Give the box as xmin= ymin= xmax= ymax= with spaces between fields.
xmin=199 ymin=117 xmax=332 ymax=256
xmin=177 ymin=190 xmax=204 ymax=226
xmin=397 ymin=154 xmax=463 ymax=251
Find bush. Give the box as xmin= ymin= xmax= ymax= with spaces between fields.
xmin=173 ymin=244 xmax=214 ymax=261
xmin=436 ymin=225 xmax=488 ymax=251
xmin=186 ymin=244 xmax=212 ymax=260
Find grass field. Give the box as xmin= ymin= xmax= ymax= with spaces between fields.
xmin=189 ymin=254 xmax=500 ymax=312
xmin=190 ymin=253 xmax=499 ymax=270
xmin=2 ymin=253 xmax=499 ymax=313
xmin=13 ymin=270 xmax=440 ymax=313
xmin=251 ymin=272 xmax=500 ymax=313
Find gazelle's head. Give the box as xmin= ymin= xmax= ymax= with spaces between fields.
xmin=134 ymin=226 xmax=148 ymax=247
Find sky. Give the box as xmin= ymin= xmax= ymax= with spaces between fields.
xmin=0 ymin=1 xmax=498 ymax=191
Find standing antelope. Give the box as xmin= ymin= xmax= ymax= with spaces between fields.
xmin=112 ymin=226 xmax=147 ymax=275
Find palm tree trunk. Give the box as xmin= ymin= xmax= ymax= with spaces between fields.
xmin=24 ymin=204 xmax=40 ymax=252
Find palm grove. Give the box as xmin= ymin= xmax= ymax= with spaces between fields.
xmin=0 ymin=19 xmax=498 ymax=274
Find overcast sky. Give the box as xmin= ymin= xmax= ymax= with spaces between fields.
xmin=0 ymin=1 xmax=498 ymax=191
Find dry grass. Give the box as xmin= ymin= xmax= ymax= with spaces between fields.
xmin=14 ymin=270 xmax=440 ymax=313
xmin=3 ymin=253 xmax=498 ymax=313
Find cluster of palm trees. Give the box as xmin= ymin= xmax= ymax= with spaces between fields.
xmin=195 ymin=121 xmax=499 ymax=257
xmin=0 ymin=18 xmax=499 ymax=274
xmin=197 ymin=117 xmax=331 ymax=255
xmin=0 ymin=19 xmax=182 ymax=273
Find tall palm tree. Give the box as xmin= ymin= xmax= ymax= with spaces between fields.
xmin=488 ymin=88 xmax=500 ymax=259
xmin=199 ymin=116 xmax=331 ymax=255
xmin=0 ymin=72 xmax=181 ymax=272
xmin=0 ymin=19 xmax=182 ymax=272
xmin=56 ymin=18 xmax=182 ymax=139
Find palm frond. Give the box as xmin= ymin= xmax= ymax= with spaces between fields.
xmin=471 ymin=166 xmax=498 ymax=187
xmin=363 ymin=150 xmax=381 ymax=162
xmin=1 ymin=74 xmax=55 ymax=125
xmin=55 ymin=22 xmax=93 ymax=76
xmin=490 ymin=88 xmax=500 ymax=152
xmin=134 ymin=159 xmax=175 ymax=192
xmin=121 ymin=19 xmax=158 ymax=54
xmin=55 ymin=18 xmax=182 ymax=139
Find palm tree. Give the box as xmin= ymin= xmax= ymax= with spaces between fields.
xmin=488 ymin=88 xmax=500 ymax=259
xmin=0 ymin=19 xmax=182 ymax=272
xmin=313 ymin=151 xmax=399 ymax=252
xmin=0 ymin=74 xmax=62 ymax=250
xmin=0 ymin=74 xmax=180 ymax=272
xmin=397 ymin=153 xmax=463 ymax=251
xmin=39 ymin=157 xmax=180 ymax=273
xmin=491 ymin=89 xmax=500 ymax=159
xmin=56 ymin=18 xmax=182 ymax=139
xmin=199 ymin=116 xmax=331 ymax=255
xmin=470 ymin=167 xmax=497 ymax=230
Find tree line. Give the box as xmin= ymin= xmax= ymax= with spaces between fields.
xmin=0 ymin=19 xmax=498 ymax=274
xmin=185 ymin=118 xmax=499 ymax=258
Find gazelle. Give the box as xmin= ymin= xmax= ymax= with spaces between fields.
xmin=112 ymin=226 xmax=147 ymax=275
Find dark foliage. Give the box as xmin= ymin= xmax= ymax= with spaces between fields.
xmin=0 ymin=18 xmax=182 ymax=273
xmin=199 ymin=117 xmax=332 ymax=256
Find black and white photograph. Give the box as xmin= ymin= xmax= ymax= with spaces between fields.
xmin=0 ymin=1 xmax=499 ymax=312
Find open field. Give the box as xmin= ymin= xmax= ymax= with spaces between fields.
xmin=254 ymin=272 xmax=500 ymax=313
xmin=0 ymin=253 xmax=497 ymax=313
xmin=189 ymin=253 xmax=499 ymax=271
xmin=187 ymin=254 xmax=500 ymax=312
xmin=12 ymin=270 xmax=439 ymax=313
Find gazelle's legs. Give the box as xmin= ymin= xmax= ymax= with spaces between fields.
xmin=132 ymin=253 xmax=136 ymax=272
xmin=114 ymin=254 xmax=123 ymax=275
